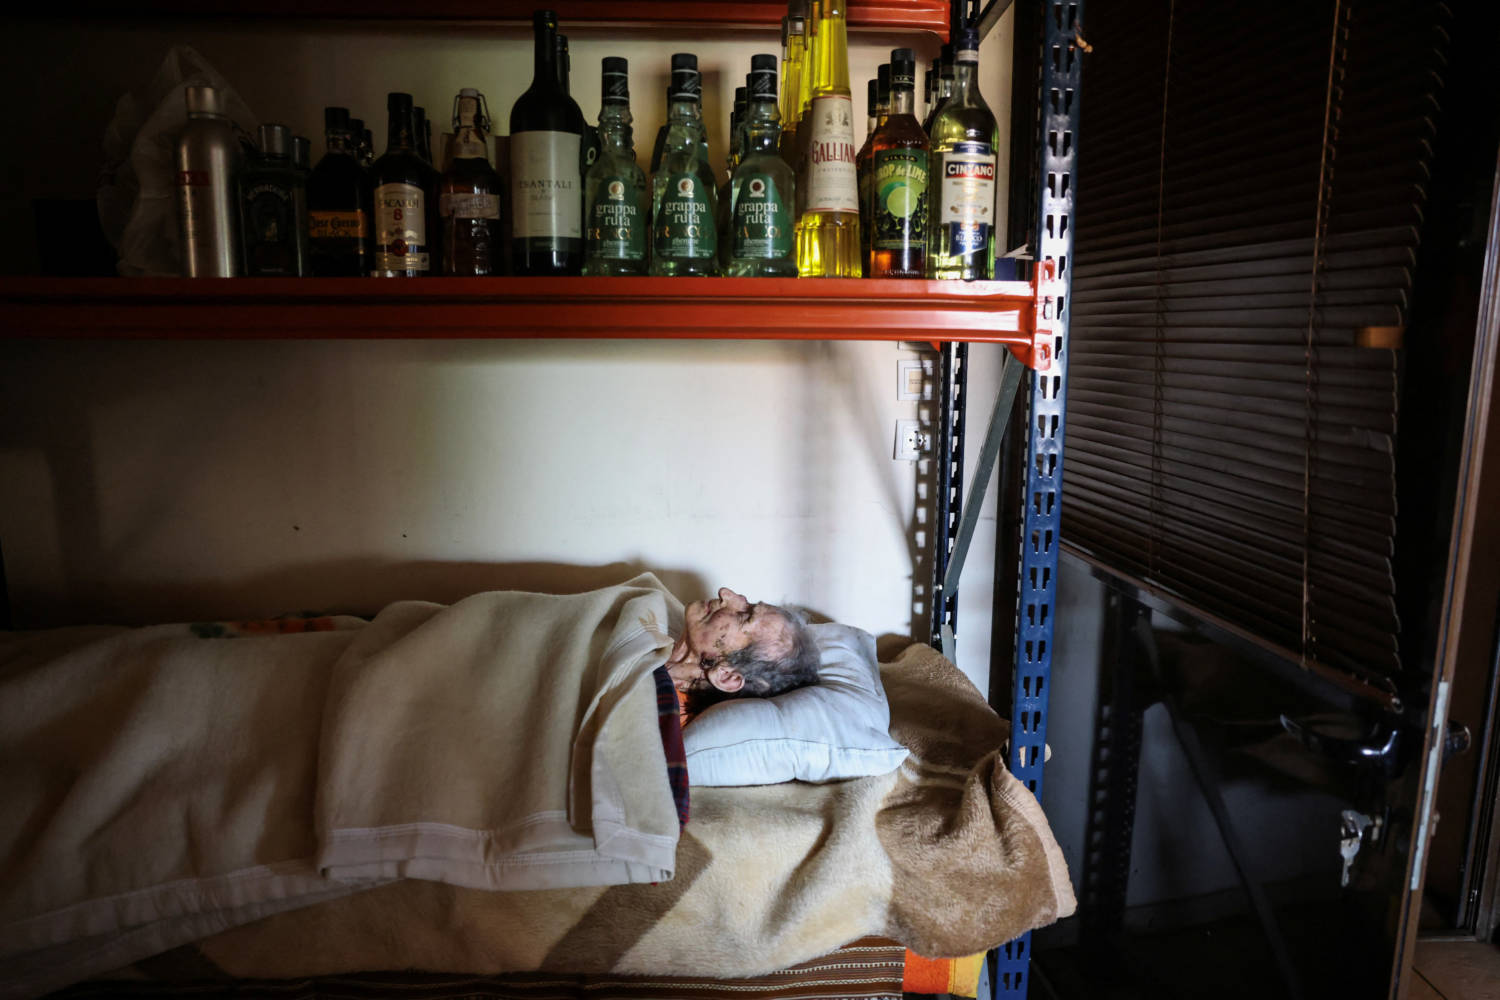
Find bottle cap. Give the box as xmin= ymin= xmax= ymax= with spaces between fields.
xmin=258 ymin=123 xmax=292 ymax=158
xmin=602 ymin=56 xmax=630 ymax=103
xmin=890 ymin=48 xmax=916 ymax=90
xmin=184 ymin=85 xmax=225 ymax=117
xmin=734 ymin=86 xmax=748 ymax=116
xmin=291 ymin=135 xmax=311 ymax=169
xmin=414 ymin=106 xmax=427 ymax=129
xmin=670 ymin=53 xmax=701 ymax=101
xmin=349 ymin=116 xmax=364 ymax=134
xmin=324 ymin=106 xmax=350 ymax=132
xmin=459 ymin=87 xmax=480 ymax=98
xmin=867 ymin=78 xmax=878 ymax=110
xmin=534 ymin=9 xmax=558 ymax=30
xmin=748 ymin=54 xmax=777 ymax=100
xmin=387 ymin=92 xmax=413 ymax=114
xmin=789 ymin=0 xmax=807 ymax=15
xmin=954 ymin=27 xmax=980 ymax=58
xmin=877 ymin=63 xmax=891 ymax=104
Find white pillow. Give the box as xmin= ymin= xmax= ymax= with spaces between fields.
xmin=682 ymin=622 xmax=910 ymax=786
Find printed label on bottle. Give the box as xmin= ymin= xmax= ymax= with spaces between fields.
xmin=731 ymin=172 xmax=792 ymax=260
xmin=654 ymin=172 xmax=715 ymax=260
xmin=588 ymin=175 xmax=645 ymax=262
xmin=805 ymin=94 xmax=859 ymax=214
xmin=308 ymin=210 xmax=369 ymax=240
xmin=451 ymin=129 xmax=489 ymax=160
xmin=511 ymin=130 xmax=582 ymax=240
xmin=937 ymin=141 xmax=997 ymax=258
xmin=374 ymin=182 xmax=430 ymax=272
xmin=244 ymin=182 xmax=297 ymax=276
xmin=439 ymin=192 xmax=501 ymax=220
xmin=873 ymin=149 xmax=929 ymax=251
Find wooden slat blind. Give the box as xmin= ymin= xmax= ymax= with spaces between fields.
xmin=1065 ymin=0 xmax=1449 ymax=700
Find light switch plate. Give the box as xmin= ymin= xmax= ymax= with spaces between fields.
xmin=898 ymin=359 xmax=935 ymax=400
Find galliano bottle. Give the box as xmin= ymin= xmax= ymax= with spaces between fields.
xmin=650 ymin=53 xmax=718 ymax=277
xmin=308 ymin=107 xmax=371 ymax=276
xmin=175 ymin=85 xmax=242 ymax=277
xmin=372 ymin=93 xmax=441 ymax=277
xmin=795 ymin=0 xmax=861 ymax=277
xmin=927 ymin=26 xmax=998 ymax=280
xmin=727 ymin=54 xmax=797 ymax=277
xmin=510 ymin=10 xmax=586 ymax=275
xmin=440 ymin=88 xmax=503 ymax=276
xmin=583 ymin=57 xmax=649 ymax=276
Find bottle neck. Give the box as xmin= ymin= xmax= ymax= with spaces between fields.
xmin=876 ymin=100 xmax=890 ymax=126
xmin=952 ymin=57 xmax=976 ymax=101
xmin=598 ymin=102 xmax=634 ymax=152
xmin=890 ymin=87 xmax=915 ymax=117
xmin=668 ymin=97 xmax=703 ymax=125
xmin=386 ymin=109 xmax=415 ymax=153
xmin=325 ymin=128 xmax=354 ymax=155
xmin=533 ymin=24 xmax=558 ymax=90
xmin=810 ymin=0 xmax=850 ymax=98
xmin=743 ymin=97 xmax=782 ymax=154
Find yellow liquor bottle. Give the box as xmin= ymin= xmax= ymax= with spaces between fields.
xmin=794 ymin=0 xmax=861 ymax=277
xmin=778 ymin=5 xmax=807 ymax=170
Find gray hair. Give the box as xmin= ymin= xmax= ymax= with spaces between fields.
xmin=688 ymin=604 xmax=821 ymax=714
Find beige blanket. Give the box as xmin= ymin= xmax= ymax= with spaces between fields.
xmin=0 ymin=575 xmax=683 ymax=999
xmin=162 ymin=642 xmax=1076 ymax=981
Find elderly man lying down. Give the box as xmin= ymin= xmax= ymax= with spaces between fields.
xmin=0 ymin=573 xmax=819 ymax=994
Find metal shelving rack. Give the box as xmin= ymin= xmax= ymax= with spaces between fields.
xmin=3 ymin=3 xmax=1082 ymax=998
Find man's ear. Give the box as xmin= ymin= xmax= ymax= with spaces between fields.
xmin=708 ymin=665 xmax=744 ymax=693
xmin=667 ymin=636 xmax=692 ymax=665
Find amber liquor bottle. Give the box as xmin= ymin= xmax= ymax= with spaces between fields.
xmin=371 ymin=92 xmax=441 ymax=276
xmin=440 ymin=88 xmax=503 ymax=276
xmin=869 ymin=49 xmax=929 ymax=278
xmin=307 ymin=107 xmax=371 ymax=276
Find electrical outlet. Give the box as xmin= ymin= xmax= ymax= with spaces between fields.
xmin=894 ymin=420 xmax=930 ymax=461
xmin=898 ymin=358 xmax=935 ymax=400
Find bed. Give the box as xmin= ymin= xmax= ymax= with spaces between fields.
xmin=0 ymin=576 xmax=1073 ymax=999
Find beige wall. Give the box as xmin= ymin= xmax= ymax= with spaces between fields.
xmin=0 ymin=12 xmax=1017 ymax=691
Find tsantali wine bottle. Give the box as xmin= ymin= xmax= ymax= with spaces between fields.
xmin=371 ymin=92 xmax=441 ymax=277
xmin=440 ymin=88 xmax=503 ymax=276
xmin=307 ymin=106 xmax=372 ymax=276
xmin=509 ymin=9 xmax=585 ymax=276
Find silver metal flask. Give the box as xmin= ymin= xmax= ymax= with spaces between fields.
xmin=176 ymin=85 xmax=242 ymax=276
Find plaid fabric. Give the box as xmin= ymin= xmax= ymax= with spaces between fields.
xmin=653 ymin=665 xmax=690 ymax=828
xmin=51 ymin=939 xmax=906 ymax=999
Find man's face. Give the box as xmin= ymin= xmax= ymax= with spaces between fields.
xmin=668 ymin=588 xmax=791 ymax=693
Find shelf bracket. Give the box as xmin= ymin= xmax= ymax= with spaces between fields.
xmin=1007 ymin=257 xmax=1060 ymax=372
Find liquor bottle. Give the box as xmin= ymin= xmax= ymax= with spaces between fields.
xmin=795 ymin=0 xmax=861 ymax=277
xmin=291 ymin=135 xmax=311 ymax=173
xmin=175 ymin=84 xmax=241 ymax=277
xmin=239 ymin=124 xmax=310 ymax=276
xmin=371 ymin=92 xmax=441 ymax=277
xmin=927 ymin=26 xmax=997 ymax=280
xmin=855 ymin=66 xmax=889 ymax=276
xmin=440 ymin=88 xmax=503 ymax=276
xmin=922 ymin=45 xmax=954 ymax=134
xmin=791 ymin=0 xmax=820 ymax=218
xmin=778 ymin=5 xmax=807 ymax=170
xmin=509 ymin=9 xmax=586 ymax=276
xmin=583 ymin=57 xmax=649 ymax=276
xmin=716 ymin=83 xmax=749 ymax=267
xmin=870 ymin=48 xmax=929 ymax=278
xmin=413 ymin=106 xmax=431 ymax=163
xmin=727 ymin=54 xmax=797 ymax=278
xmin=556 ymin=34 xmax=602 ymax=180
xmin=308 ymin=106 xmax=372 ymax=276
xmin=650 ymin=85 xmax=671 ymax=174
xmin=650 ymin=53 xmax=718 ymax=276
xmin=923 ymin=60 xmax=934 ymax=122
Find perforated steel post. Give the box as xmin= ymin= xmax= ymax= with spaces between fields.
xmin=992 ymin=1 xmax=1082 ymax=996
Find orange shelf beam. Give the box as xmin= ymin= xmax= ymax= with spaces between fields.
xmin=0 ymin=275 xmax=1055 ymax=367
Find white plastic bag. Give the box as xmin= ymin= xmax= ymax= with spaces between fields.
xmin=98 ymin=46 xmax=257 ymax=276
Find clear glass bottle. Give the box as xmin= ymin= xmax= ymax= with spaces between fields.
xmin=794 ymin=0 xmax=861 ymax=277
xmin=650 ymin=53 xmax=719 ymax=276
xmin=728 ymin=54 xmax=797 ymax=278
xmin=371 ymin=92 xmax=441 ymax=277
xmin=240 ymin=123 xmax=310 ymax=277
xmin=308 ymin=106 xmax=372 ymax=277
xmin=869 ymin=48 xmax=929 ymax=278
xmin=509 ymin=9 xmax=586 ymax=276
xmin=922 ymin=44 xmax=955 ymax=134
xmin=926 ymin=27 xmax=998 ymax=280
xmin=584 ymin=57 xmax=649 ymax=276
xmin=717 ymin=83 xmax=749 ymax=266
xmin=440 ymin=88 xmax=503 ymax=276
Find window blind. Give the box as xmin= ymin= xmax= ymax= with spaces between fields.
xmin=1065 ymin=0 xmax=1449 ymax=702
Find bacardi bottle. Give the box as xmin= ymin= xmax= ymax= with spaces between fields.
xmin=371 ymin=92 xmax=441 ymax=277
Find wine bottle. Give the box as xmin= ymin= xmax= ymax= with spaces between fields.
xmin=509 ymin=9 xmax=586 ymax=276
xmin=927 ymin=26 xmax=998 ymax=279
xmin=308 ymin=106 xmax=372 ymax=276
xmin=583 ymin=57 xmax=649 ymax=276
xmin=371 ymin=91 xmax=441 ymax=277
xmin=440 ymin=88 xmax=503 ymax=276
